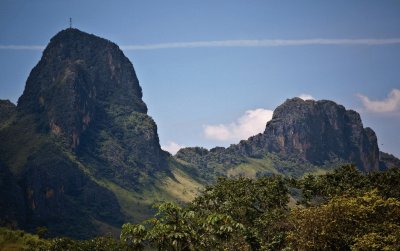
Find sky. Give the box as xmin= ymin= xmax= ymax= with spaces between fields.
xmin=0 ymin=0 xmax=399 ymax=157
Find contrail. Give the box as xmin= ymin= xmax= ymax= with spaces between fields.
xmin=121 ymin=38 xmax=400 ymax=50
xmin=0 ymin=45 xmax=45 ymax=50
xmin=1 ymin=38 xmax=400 ymax=50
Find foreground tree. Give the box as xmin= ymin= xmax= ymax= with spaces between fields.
xmin=146 ymin=202 xmax=199 ymax=250
xmin=6 ymin=165 xmax=400 ymax=250
xmin=120 ymin=202 xmax=247 ymax=250
xmin=288 ymin=190 xmax=400 ymax=250
xmin=296 ymin=165 xmax=369 ymax=206
xmin=191 ymin=176 xmax=290 ymax=250
xmin=120 ymin=223 xmax=147 ymax=250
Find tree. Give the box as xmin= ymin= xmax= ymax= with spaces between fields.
xmin=296 ymin=165 xmax=371 ymax=206
xmin=120 ymin=223 xmax=147 ymax=250
xmin=35 ymin=226 xmax=48 ymax=239
xmin=368 ymin=167 xmax=400 ymax=200
xmin=288 ymin=190 xmax=400 ymax=250
xmin=146 ymin=202 xmax=200 ymax=251
xmin=201 ymin=213 xmax=248 ymax=250
xmin=191 ymin=176 xmax=290 ymax=249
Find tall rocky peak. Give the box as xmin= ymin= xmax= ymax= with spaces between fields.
xmin=16 ymin=28 xmax=167 ymax=183
xmin=17 ymin=28 xmax=147 ymax=149
xmin=257 ymin=98 xmax=380 ymax=171
xmin=178 ymin=98 xmax=382 ymax=172
xmin=0 ymin=29 xmax=169 ymax=237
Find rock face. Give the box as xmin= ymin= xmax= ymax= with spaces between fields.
xmin=0 ymin=29 xmax=168 ymax=238
xmin=234 ymin=98 xmax=380 ymax=171
xmin=380 ymin=151 xmax=400 ymax=170
xmin=0 ymin=161 xmax=26 ymax=228
xmin=0 ymin=100 xmax=16 ymax=128
xmin=17 ymin=28 xmax=168 ymax=184
xmin=178 ymin=98 xmax=383 ymax=172
xmin=18 ymin=29 xmax=146 ymax=148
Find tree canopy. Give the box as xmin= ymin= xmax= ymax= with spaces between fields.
xmin=2 ymin=165 xmax=400 ymax=250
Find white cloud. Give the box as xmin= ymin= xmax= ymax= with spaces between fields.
xmin=2 ymin=38 xmax=400 ymax=50
xmin=357 ymin=89 xmax=400 ymax=113
xmin=204 ymin=108 xmax=273 ymax=141
xmin=298 ymin=94 xmax=315 ymax=100
xmin=161 ymin=141 xmax=185 ymax=155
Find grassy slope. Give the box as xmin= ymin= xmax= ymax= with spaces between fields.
xmin=96 ymin=159 xmax=204 ymax=224
xmin=0 ymin=117 xmax=330 ymax=219
xmin=0 ymin=115 xmax=48 ymax=176
xmin=226 ymin=153 xmax=333 ymax=179
xmin=227 ymin=157 xmax=278 ymax=178
xmin=0 ymin=114 xmax=204 ymax=234
xmin=0 ymin=113 xmax=334 ymax=237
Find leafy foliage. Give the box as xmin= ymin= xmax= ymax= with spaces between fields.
xmin=295 ymin=164 xmax=400 ymax=206
xmin=120 ymin=202 xmax=247 ymax=250
xmin=0 ymin=227 xmax=47 ymax=250
xmin=2 ymin=165 xmax=400 ymax=250
xmin=117 ymin=176 xmax=290 ymax=250
xmin=191 ymin=176 xmax=289 ymax=249
xmin=120 ymin=223 xmax=147 ymax=250
xmin=288 ymin=191 xmax=400 ymax=250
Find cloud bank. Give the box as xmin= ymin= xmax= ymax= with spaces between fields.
xmin=357 ymin=89 xmax=400 ymax=114
xmin=161 ymin=141 xmax=185 ymax=155
xmin=298 ymin=94 xmax=315 ymax=100
xmin=2 ymin=38 xmax=400 ymax=50
xmin=204 ymin=108 xmax=273 ymax=141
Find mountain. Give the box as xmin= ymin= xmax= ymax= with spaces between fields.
xmin=0 ymin=29 xmax=200 ymax=239
xmin=17 ymin=28 xmax=168 ymax=182
xmin=177 ymin=98 xmax=396 ymax=178
xmin=0 ymin=100 xmax=16 ymax=128
xmin=0 ymin=28 xmax=398 ymax=239
xmin=380 ymin=151 xmax=400 ymax=170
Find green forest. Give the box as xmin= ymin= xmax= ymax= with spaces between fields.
xmin=2 ymin=165 xmax=400 ymax=250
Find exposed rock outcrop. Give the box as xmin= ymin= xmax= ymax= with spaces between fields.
xmin=17 ymin=28 xmax=168 ymax=184
xmin=0 ymin=28 xmax=168 ymax=237
xmin=380 ymin=151 xmax=400 ymax=170
xmin=234 ymin=98 xmax=380 ymax=171
xmin=178 ymin=98 xmax=384 ymax=172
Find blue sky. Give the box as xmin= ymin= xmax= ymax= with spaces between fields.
xmin=1 ymin=0 xmax=399 ymax=156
